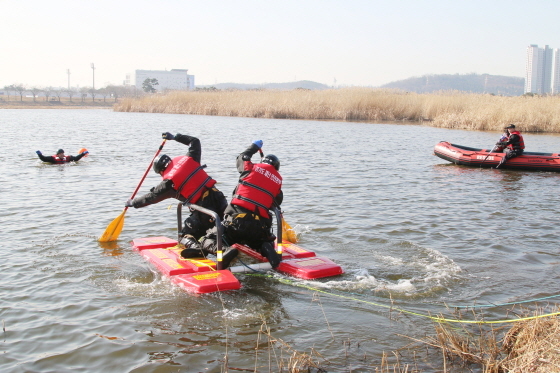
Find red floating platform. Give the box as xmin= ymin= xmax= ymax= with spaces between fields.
xmin=132 ymin=236 xmax=179 ymax=251
xmin=277 ymin=256 xmax=344 ymax=279
xmin=132 ymin=237 xmax=343 ymax=293
xmin=172 ymin=270 xmax=242 ymax=293
xmin=132 ymin=237 xmax=241 ymax=294
xmin=233 ymin=241 xmax=344 ymax=280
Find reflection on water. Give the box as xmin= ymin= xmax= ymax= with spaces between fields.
xmin=2 ymin=109 xmax=560 ymax=371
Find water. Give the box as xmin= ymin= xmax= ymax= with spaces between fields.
xmin=1 ymin=109 xmax=560 ymax=372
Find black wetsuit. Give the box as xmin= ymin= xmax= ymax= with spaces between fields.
xmin=37 ymin=153 xmax=86 ymax=164
xmin=130 ymin=133 xmax=227 ymax=239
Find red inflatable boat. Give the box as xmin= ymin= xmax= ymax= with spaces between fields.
xmin=434 ymin=141 xmax=560 ymax=172
xmin=131 ymin=204 xmax=344 ymax=294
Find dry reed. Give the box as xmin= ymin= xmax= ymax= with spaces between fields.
xmin=416 ymin=307 xmax=560 ymax=372
xmin=113 ymin=88 xmax=560 ymax=133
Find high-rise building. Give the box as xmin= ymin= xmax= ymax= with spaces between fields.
xmin=552 ymin=49 xmax=560 ymax=94
xmin=525 ymin=44 xmax=555 ymax=94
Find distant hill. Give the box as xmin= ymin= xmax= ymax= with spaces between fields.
xmin=380 ymin=73 xmax=525 ymax=96
xmin=197 ymin=80 xmax=330 ymax=90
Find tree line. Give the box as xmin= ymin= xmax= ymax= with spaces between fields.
xmin=1 ymin=84 xmax=141 ymax=103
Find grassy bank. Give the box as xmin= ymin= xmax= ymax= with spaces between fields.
xmin=420 ymin=309 xmax=560 ymax=372
xmin=113 ymin=88 xmax=560 ymax=133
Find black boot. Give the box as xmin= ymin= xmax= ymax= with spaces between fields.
xmin=260 ymin=242 xmax=282 ymax=269
xmin=180 ymin=235 xmax=207 ymax=258
xmin=220 ymin=247 xmax=239 ymax=269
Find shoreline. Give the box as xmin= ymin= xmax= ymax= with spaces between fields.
xmin=0 ymin=100 xmax=115 ymax=109
xmin=5 ymin=89 xmax=560 ymax=133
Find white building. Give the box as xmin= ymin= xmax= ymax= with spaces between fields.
xmin=552 ymin=49 xmax=560 ymax=94
xmin=134 ymin=69 xmax=195 ymax=91
xmin=525 ymin=44 xmax=554 ymax=94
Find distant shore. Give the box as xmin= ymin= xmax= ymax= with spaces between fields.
xmin=0 ymin=98 xmax=115 ymax=109
xmin=5 ymin=89 xmax=560 ymax=133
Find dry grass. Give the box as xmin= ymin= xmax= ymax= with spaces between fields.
xmin=416 ymin=308 xmax=560 ymax=372
xmin=113 ymin=88 xmax=560 ymax=133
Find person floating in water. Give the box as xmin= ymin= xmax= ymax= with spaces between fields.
xmin=36 ymin=148 xmax=89 ymax=164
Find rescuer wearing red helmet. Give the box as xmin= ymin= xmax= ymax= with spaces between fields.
xmin=125 ymin=132 xmax=227 ymax=257
xmin=35 ymin=148 xmax=89 ymax=164
xmin=199 ymin=139 xmax=283 ymax=269
xmin=495 ymin=124 xmax=525 ymax=169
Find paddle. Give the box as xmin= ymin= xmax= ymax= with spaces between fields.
xmin=98 ymin=139 xmax=167 ymax=242
xmin=259 ymin=149 xmax=298 ymax=243
xmin=481 ymin=133 xmax=507 ymax=167
xmin=480 ymin=145 xmax=498 ymax=166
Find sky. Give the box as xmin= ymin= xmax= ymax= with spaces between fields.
xmin=1 ymin=0 xmax=559 ymax=89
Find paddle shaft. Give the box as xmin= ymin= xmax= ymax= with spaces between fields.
xmin=481 ymin=145 xmax=497 ymax=165
xmin=125 ymin=139 xmax=167 ymax=210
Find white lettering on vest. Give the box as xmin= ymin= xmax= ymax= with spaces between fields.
xmin=254 ymin=166 xmax=281 ymax=185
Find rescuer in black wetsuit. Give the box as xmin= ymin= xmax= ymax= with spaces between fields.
xmin=125 ymin=132 xmax=228 ymax=258
xmin=198 ymin=140 xmax=283 ymax=269
xmin=495 ymin=124 xmax=525 ymax=169
xmin=36 ymin=149 xmax=88 ymax=164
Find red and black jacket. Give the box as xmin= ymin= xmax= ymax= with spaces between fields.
xmin=505 ymin=131 xmax=525 ymax=151
xmin=162 ymin=155 xmax=216 ymax=203
xmin=130 ymin=133 xmax=220 ymax=208
xmin=230 ymin=144 xmax=283 ymax=219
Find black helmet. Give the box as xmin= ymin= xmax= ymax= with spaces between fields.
xmin=262 ymin=154 xmax=280 ymax=171
xmin=153 ymin=154 xmax=171 ymax=174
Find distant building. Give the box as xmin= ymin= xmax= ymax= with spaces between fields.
xmin=134 ymin=69 xmax=195 ymax=91
xmin=552 ymin=49 xmax=560 ymax=94
xmin=525 ymin=44 xmax=554 ymax=94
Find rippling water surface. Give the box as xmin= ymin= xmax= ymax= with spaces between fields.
xmin=2 ymin=109 xmax=560 ymax=372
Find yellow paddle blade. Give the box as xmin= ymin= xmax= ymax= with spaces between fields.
xmin=98 ymin=210 xmax=126 ymax=242
xmin=282 ymin=217 xmax=298 ymax=243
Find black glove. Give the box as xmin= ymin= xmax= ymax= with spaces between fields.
xmin=125 ymin=199 xmax=134 ymax=207
xmin=162 ymin=132 xmax=175 ymax=140
xmin=496 ymin=142 xmax=505 ymax=146
xmin=81 ymin=151 xmax=89 ymax=156
xmin=36 ymin=150 xmax=42 ymax=155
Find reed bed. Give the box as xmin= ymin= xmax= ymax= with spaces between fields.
xmin=418 ymin=307 xmax=560 ymax=372
xmin=114 ymin=88 xmax=560 ymax=133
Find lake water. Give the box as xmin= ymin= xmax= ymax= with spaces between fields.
xmin=2 ymin=109 xmax=560 ymax=372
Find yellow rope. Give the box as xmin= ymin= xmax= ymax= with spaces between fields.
xmin=257 ymin=275 xmax=560 ymax=324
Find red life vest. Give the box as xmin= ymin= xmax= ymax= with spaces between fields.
xmin=162 ymin=155 xmax=216 ymax=203
xmin=507 ymin=131 xmax=525 ymax=150
xmin=231 ymin=163 xmax=282 ymax=218
xmin=51 ymin=155 xmax=72 ymax=164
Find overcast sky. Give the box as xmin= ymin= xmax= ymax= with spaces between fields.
xmin=2 ymin=0 xmax=559 ymax=89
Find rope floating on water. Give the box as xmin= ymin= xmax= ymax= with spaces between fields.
xmin=245 ymin=273 xmax=560 ymax=324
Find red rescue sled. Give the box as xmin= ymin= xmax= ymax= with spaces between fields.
xmin=131 ymin=204 xmax=343 ymax=294
xmin=434 ymin=141 xmax=560 ymax=172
